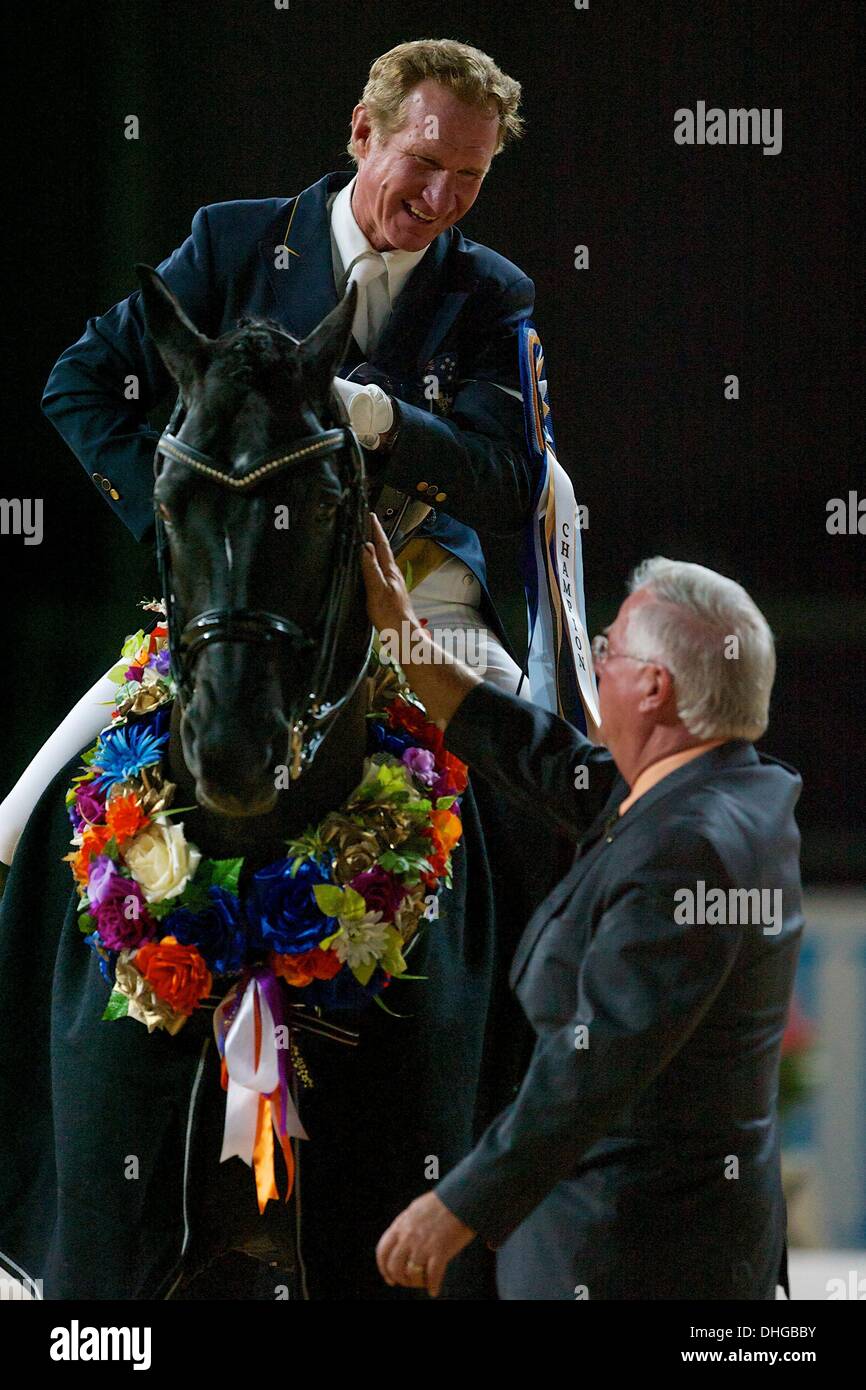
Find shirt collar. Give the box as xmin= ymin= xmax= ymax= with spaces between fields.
xmin=329 ymin=174 xmax=430 ymax=305
xmin=618 ymin=739 xmax=729 ymax=817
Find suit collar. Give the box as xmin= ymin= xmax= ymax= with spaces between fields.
xmin=257 ymin=170 xmax=471 ymax=370
xmin=606 ymin=738 xmax=758 ymax=841
xmin=508 ymin=739 xmax=758 ymax=991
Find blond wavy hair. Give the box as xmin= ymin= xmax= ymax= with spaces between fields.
xmin=346 ymin=39 xmax=524 ymax=164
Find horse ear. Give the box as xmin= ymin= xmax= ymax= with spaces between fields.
xmin=134 ymin=264 xmax=212 ymax=393
xmin=296 ymin=283 xmax=358 ymax=413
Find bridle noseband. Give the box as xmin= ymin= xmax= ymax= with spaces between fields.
xmin=153 ymin=394 xmax=373 ymax=780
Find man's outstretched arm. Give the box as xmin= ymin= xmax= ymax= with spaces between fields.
xmin=360 ymin=513 xmax=618 ymax=841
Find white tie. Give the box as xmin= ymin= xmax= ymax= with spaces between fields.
xmin=346 ymin=251 xmax=386 ymax=354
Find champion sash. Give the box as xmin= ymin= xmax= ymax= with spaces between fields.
xmin=517 ymin=320 xmax=601 ymax=734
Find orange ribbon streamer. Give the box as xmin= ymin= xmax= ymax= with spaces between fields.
xmin=252 ymin=1091 xmax=296 ymax=1214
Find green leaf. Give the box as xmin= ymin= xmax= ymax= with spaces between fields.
xmin=208 ymin=857 xmax=243 ymax=895
xmin=149 ymin=895 xmax=183 ymax=920
xmin=101 ymin=990 xmax=129 ymax=1022
xmin=379 ymin=925 xmax=407 ymax=977
xmin=78 ymin=911 xmax=97 ymax=935
xmin=373 ymin=991 xmax=412 ymax=1019
xmin=351 ymin=957 xmax=376 ymax=988
xmin=120 ymin=629 xmax=146 ymax=661
xmin=313 ymin=884 xmax=347 ymax=917
xmin=435 ymin=795 xmax=457 ymax=810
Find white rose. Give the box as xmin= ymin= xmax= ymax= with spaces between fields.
xmin=123 ymin=820 xmax=202 ymax=902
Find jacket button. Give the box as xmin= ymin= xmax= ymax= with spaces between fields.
xmin=109 ymin=488 xmax=121 ymax=500
xmin=92 ymin=471 xmax=103 ymax=485
xmin=416 ymin=481 xmax=427 ymax=492
xmin=100 ymin=477 xmax=111 ymax=492
xmin=435 ymin=491 xmax=446 ymax=502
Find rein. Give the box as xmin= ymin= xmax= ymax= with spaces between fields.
xmin=153 ymin=393 xmax=374 ymax=780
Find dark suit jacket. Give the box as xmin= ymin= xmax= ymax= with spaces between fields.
xmin=40 ymin=170 xmax=539 ymax=661
xmin=434 ymin=682 xmax=805 ymax=1300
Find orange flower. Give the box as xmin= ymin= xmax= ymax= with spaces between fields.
xmin=105 ymin=792 xmax=149 ymax=844
xmin=425 ymin=807 xmax=463 ymax=876
xmin=135 ymin=936 xmax=212 ymax=1015
xmin=429 ymin=808 xmax=462 ymax=857
xmin=70 ymin=824 xmax=115 ymax=884
xmin=272 ymin=946 xmax=342 ymax=988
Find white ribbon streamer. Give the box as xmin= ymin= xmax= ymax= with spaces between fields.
xmin=215 ymin=979 xmax=308 ymax=1169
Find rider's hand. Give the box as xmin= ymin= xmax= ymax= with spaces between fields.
xmin=332 ymin=378 xmax=394 ymax=449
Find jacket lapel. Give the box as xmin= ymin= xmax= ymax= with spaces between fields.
xmin=508 ymin=740 xmax=759 ymax=989
xmin=258 ymin=171 xmax=470 ymax=368
xmin=257 ymin=172 xmax=348 ymax=340
xmin=373 ymin=235 xmax=469 ymax=372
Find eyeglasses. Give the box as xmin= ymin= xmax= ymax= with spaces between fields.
xmin=591 ymin=634 xmax=659 ymax=668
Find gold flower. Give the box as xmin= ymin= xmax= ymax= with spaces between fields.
xmin=394 ymin=884 xmax=428 ymax=944
xmin=114 ymin=951 xmax=188 ymax=1034
xmin=320 ymin=813 xmax=383 ymax=884
xmin=116 ymin=680 xmax=172 ymax=717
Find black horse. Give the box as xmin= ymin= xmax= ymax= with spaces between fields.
xmin=0 ymin=272 xmax=545 ymax=1300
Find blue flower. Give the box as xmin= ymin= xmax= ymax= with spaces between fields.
xmin=83 ymin=930 xmax=118 ymax=987
xmin=164 ymin=887 xmax=247 ymax=975
xmin=248 ymin=857 xmax=335 ymax=955
xmin=367 ymin=721 xmax=415 ymax=757
xmin=298 ymin=964 xmax=388 ymax=1010
xmin=93 ymin=720 xmax=169 ymax=791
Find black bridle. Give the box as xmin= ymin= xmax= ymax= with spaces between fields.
xmin=153 ymin=393 xmax=374 ymax=780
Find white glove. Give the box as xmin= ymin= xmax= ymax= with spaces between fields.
xmin=332 ymin=377 xmax=394 ymax=449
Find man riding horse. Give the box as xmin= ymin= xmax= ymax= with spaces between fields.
xmin=0 ymin=40 xmax=592 ymax=1300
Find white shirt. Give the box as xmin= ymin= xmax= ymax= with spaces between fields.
xmin=327 ymin=175 xmax=522 ymax=401
xmin=328 ymin=176 xmax=428 ymax=352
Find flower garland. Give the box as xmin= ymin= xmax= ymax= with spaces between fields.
xmin=65 ymin=603 xmax=468 ymax=1037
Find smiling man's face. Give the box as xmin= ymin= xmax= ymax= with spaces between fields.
xmin=349 ymin=78 xmax=500 ymax=252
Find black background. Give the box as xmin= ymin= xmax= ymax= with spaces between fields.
xmin=5 ymin=0 xmax=862 ymax=877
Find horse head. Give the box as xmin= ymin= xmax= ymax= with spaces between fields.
xmin=136 ymin=265 xmax=376 ymax=820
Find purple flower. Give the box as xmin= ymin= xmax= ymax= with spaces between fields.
xmin=124 ymin=665 xmax=144 ymax=683
xmin=349 ymin=866 xmax=405 ymax=921
xmin=87 ymin=854 xmax=118 ymax=908
xmin=93 ymin=876 xmax=157 ymax=951
xmin=401 ymin=746 xmax=436 ymax=786
xmin=69 ymin=778 xmax=107 ymax=832
xmin=149 ymin=648 xmax=171 ymax=676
